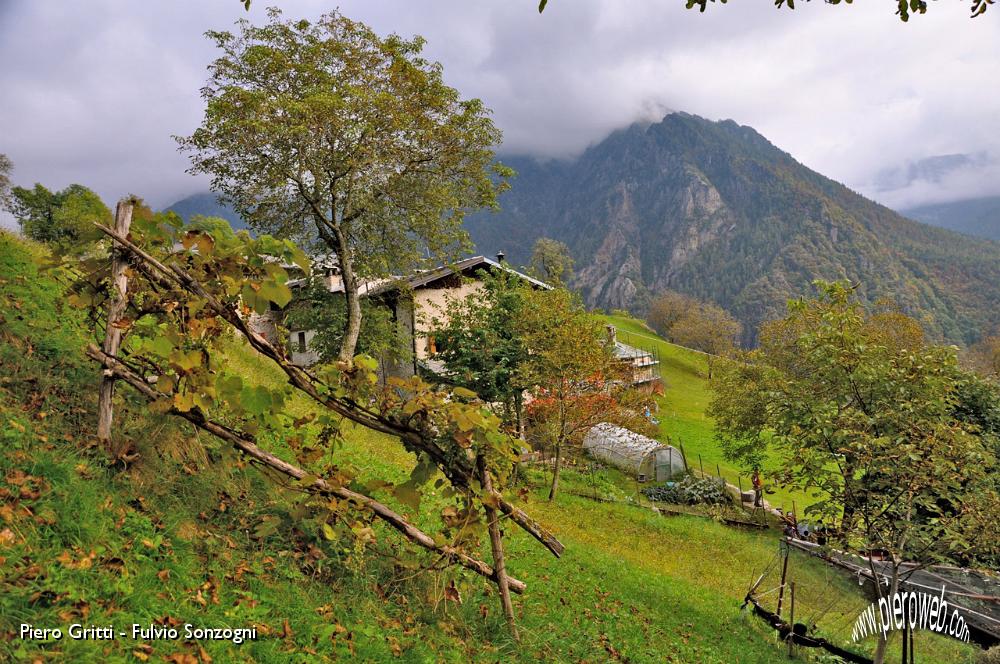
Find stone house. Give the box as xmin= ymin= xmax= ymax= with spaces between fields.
xmin=285 ymin=253 xmax=550 ymax=380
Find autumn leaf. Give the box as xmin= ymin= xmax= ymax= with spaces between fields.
xmin=451 ymin=386 xmax=478 ymax=401
xmin=165 ymin=654 xmax=199 ymax=664
xmin=392 ymin=483 xmax=421 ymax=511
xmin=443 ymin=580 xmax=462 ymax=604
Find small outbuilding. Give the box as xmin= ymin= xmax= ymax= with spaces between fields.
xmin=582 ymin=423 xmax=686 ymax=482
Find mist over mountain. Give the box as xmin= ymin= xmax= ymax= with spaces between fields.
xmin=467 ymin=113 xmax=1000 ymax=345
xmin=901 ymin=195 xmax=1000 ymax=242
xmin=870 ymin=151 xmax=1000 ymax=211
xmin=873 ymin=152 xmax=992 ymax=192
xmin=161 ymin=113 xmax=1000 ymax=346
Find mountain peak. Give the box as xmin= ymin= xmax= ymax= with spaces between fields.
xmin=466 ymin=116 xmax=1000 ymax=345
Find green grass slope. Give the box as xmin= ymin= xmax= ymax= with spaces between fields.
xmin=0 ymin=233 xmax=975 ymax=663
xmin=601 ymin=313 xmax=815 ymax=510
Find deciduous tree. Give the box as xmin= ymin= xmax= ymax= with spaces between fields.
xmin=671 ymin=302 xmax=741 ymax=378
xmin=518 ymin=287 xmax=654 ymax=501
xmin=710 ymin=281 xmax=998 ymax=663
xmin=649 ymin=290 xmax=741 ymax=378
xmin=967 ymin=334 xmax=1000 ymax=379
xmin=179 ymin=8 xmax=510 ymax=363
xmin=9 ymin=183 xmax=110 ymax=252
xmin=528 ymin=237 xmax=574 ymax=285
xmin=431 ymin=270 xmax=533 ymax=434
xmin=646 ymin=290 xmax=694 ymax=338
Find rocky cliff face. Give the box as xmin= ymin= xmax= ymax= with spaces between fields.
xmin=466 ymin=113 xmax=1000 ymax=345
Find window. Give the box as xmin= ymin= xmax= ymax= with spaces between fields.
xmin=296 ymin=331 xmax=307 ymax=354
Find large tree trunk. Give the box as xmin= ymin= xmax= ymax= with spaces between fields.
xmin=330 ymin=224 xmax=363 ymax=363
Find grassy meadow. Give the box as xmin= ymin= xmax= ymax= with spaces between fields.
xmin=0 ymin=233 xmax=977 ymax=663
xmin=600 ymin=313 xmax=817 ymax=512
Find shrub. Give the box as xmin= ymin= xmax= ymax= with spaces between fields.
xmin=642 ymin=475 xmax=731 ymax=506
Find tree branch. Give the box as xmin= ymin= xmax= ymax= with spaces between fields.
xmin=85 ymin=344 xmax=525 ymax=593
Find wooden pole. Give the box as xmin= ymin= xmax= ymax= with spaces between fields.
xmin=788 ymin=581 xmax=796 ymax=658
xmin=698 ymin=454 xmax=705 ymax=477
xmin=901 ymin=623 xmax=908 ymax=664
xmin=678 ymin=442 xmax=689 ymax=474
xmin=477 ymin=455 xmax=519 ymax=642
xmin=737 ymin=476 xmax=744 ymax=505
xmin=96 ymin=199 xmax=134 ymax=457
xmin=776 ymin=543 xmax=790 ymax=619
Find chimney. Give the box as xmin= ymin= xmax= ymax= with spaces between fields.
xmin=605 ymin=324 xmax=617 ymax=344
xmin=496 ymin=250 xmax=506 ymax=263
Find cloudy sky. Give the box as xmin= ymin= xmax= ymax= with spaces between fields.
xmin=2 ymin=0 xmax=999 ymax=228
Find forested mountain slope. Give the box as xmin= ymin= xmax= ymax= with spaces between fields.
xmin=902 ymin=195 xmax=1000 ymax=242
xmin=467 ymin=113 xmax=1000 ymax=344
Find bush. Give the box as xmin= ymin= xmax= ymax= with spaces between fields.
xmin=642 ymin=475 xmax=732 ymax=506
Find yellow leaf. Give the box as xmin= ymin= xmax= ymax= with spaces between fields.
xmin=173 ymin=392 xmax=195 ymax=412
xmin=321 ymin=523 xmax=335 ymax=541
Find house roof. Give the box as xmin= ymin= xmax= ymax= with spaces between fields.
xmin=290 ymin=255 xmax=551 ymax=295
xmin=406 ymin=255 xmax=551 ymax=291
xmin=611 ymin=340 xmax=656 ymax=363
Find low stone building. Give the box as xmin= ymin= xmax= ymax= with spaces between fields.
xmin=605 ymin=324 xmax=661 ymax=392
xmin=286 ymin=253 xmax=550 ymax=379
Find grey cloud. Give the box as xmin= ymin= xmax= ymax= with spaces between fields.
xmin=1 ymin=0 xmax=999 ymax=231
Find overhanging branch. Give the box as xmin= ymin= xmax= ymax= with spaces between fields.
xmin=85 ymin=344 xmax=526 ymax=593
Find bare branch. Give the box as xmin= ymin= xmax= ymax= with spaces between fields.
xmin=85 ymin=344 xmax=525 ymax=593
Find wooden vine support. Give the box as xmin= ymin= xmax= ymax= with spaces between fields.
xmin=89 ymin=219 xmax=560 ymax=637
xmin=742 ymin=594 xmax=873 ymax=664
xmin=478 ymin=454 xmax=518 ymax=641
xmin=96 ymin=200 xmax=134 ymax=457
xmin=87 ymin=344 xmax=527 ymax=594
xmin=91 ymin=221 xmax=564 ymax=559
